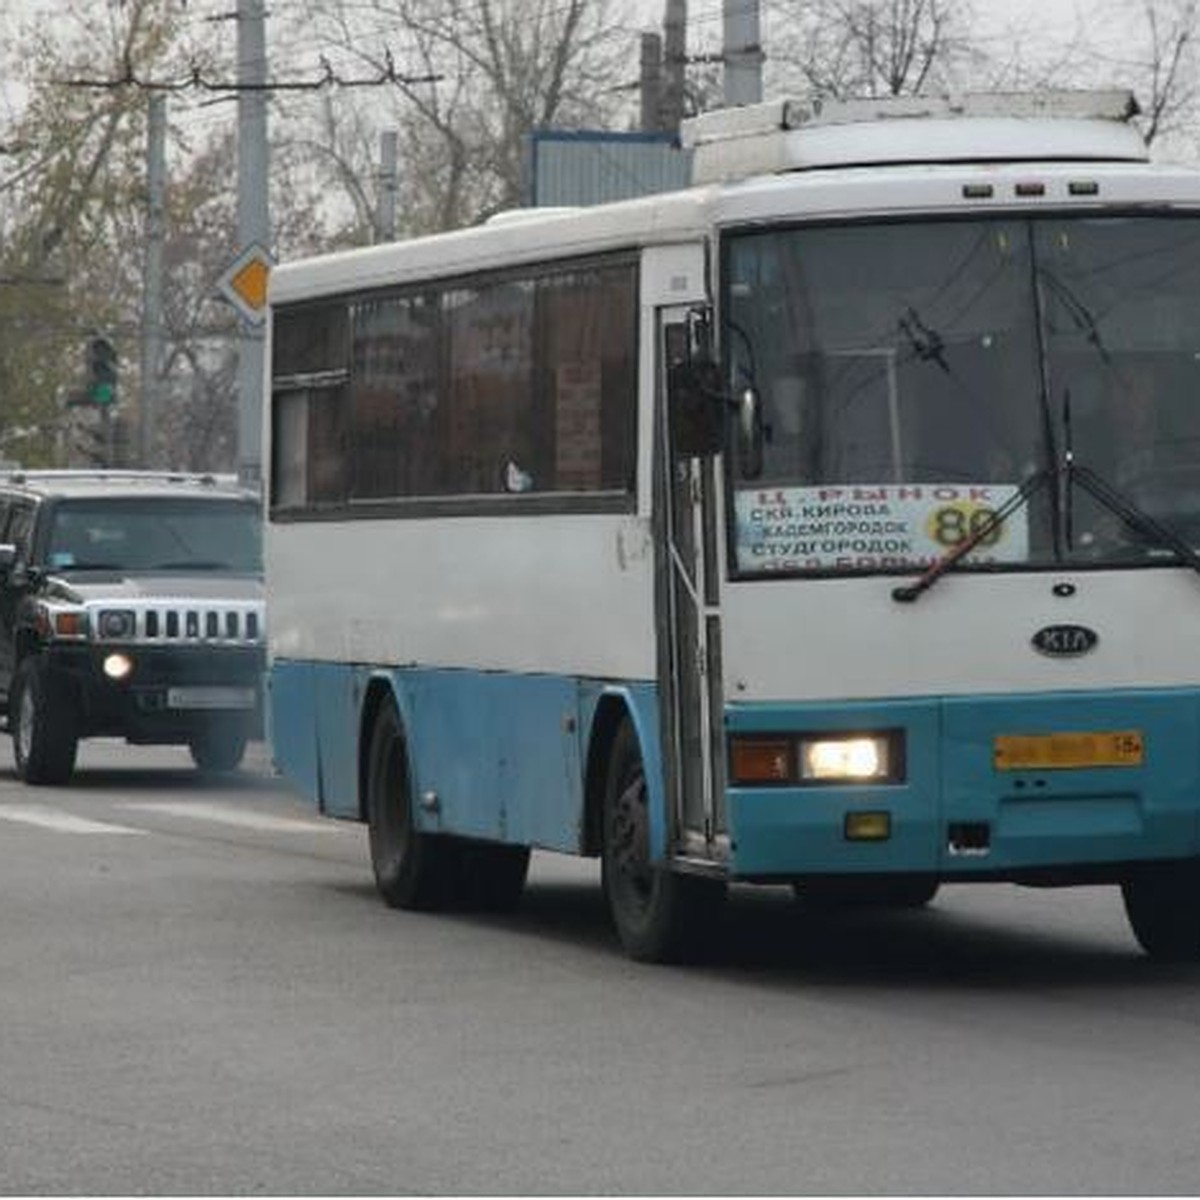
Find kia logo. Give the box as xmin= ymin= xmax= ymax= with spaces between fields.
xmin=1032 ymin=624 xmax=1098 ymax=657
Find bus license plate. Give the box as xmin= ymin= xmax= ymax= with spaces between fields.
xmin=166 ymin=686 xmax=257 ymax=710
xmin=993 ymin=731 xmax=1144 ymax=770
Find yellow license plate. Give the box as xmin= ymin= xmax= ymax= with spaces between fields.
xmin=993 ymin=730 xmax=1144 ymax=771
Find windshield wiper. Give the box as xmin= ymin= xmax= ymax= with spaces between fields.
xmin=892 ymin=459 xmax=1200 ymax=604
xmin=891 ymin=467 xmax=1053 ymax=603
xmin=1070 ymin=463 xmax=1200 ymax=578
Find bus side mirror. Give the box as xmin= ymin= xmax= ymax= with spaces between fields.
xmin=0 ymin=543 xmax=15 ymax=579
xmin=737 ymin=387 xmax=764 ymax=479
xmin=668 ymin=358 xmax=725 ymax=458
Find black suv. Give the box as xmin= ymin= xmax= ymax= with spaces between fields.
xmin=0 ymin=471 xmax=265 ymax=784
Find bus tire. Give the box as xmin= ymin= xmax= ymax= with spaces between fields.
xmin=1121 ymin=863 xmax=1200 ymax=961
xmin=11 ymin=657 xmax=78 ymax=786
xmin=457 ymin=842 xmax=531 ymax=912
xmin=601 ymin=718 xmax=723 ymax=963
xmin=366 ymin=695 xmax=456 ymax=911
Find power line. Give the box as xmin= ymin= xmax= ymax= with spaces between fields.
xmin=55 ymin=49 xmax=441 ymax=93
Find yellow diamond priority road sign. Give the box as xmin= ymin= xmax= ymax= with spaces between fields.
xmin=216 ymin=242 xmax=274 ymax=325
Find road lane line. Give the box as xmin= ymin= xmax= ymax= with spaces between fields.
xmin=0 ymin=807 xmax=148 ymax=835
xmin=119 ymin=801 xmax=339 ymax=834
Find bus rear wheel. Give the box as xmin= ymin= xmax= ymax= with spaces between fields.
xmin=1121 ymin=863 xmax=1200 ymax=961
xmin=366 ymin=696 xmax=456 ymax=911
xmin=601 ymin=718 xmax=723 ymax=963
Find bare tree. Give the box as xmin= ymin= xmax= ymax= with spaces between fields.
xmin=0 ymin=0 xmax=179 ymax=465
xmin=909 ymin=0 xmax=1199 ymax=155
xmin=1095 ymin=0 xmax=1198 ymax=149
xmin=0 ymin=0 xmax=329 ymax=469
xmin=291 ymin=0 xmax=634 ymax=235
xmin=768 ymin=0 xmax=979 ymax=100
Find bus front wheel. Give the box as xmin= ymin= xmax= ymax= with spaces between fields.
xmin=366 ymin=696 xmax=456 ymax=911
xmin=601 ymin=719 xmax=723 ymax=963
xmin=1121 ymin=863 xmax=1200 ymax=961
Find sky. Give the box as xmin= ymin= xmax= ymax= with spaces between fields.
xmin=0 ymin=0 xmax=1169 ymax=154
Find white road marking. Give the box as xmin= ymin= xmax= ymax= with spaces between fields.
xmin=119 ymin=801 xmax=338 ymax=834
xmin=0 ymin=806 xmax=147 ymax=835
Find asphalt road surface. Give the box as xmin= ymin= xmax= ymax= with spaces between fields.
xmin=1 ymin=739 xmax=1199 ymax=1195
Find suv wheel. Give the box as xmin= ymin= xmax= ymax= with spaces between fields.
xmin=188 ymin=727 xmax=248 ymax=773
xmin=11 ymin=657 xmax=79 ymax=785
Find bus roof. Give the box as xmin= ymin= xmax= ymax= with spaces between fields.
xmin=269 ymin=188 xmax=715 ymax=304
xmin=683 ymin=89 xmax=1148 ymax=183
xmin=270 ymin=90 xmax=1200 ymax=306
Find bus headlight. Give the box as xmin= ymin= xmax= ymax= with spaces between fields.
xmin=103 ymin=652 xmax=135 ymax=681
xmin=800 ymin=735 xmax=891 ymax=782
xmin=730 ymin=730 xmax=903 ymax=785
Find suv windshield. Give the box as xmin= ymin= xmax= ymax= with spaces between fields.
xmin=43 ymin=498 xmax=262 ymax=573
xmin=725 ymin=214 xmax=1200 ymax=576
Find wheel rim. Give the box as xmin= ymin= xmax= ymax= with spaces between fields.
xmin=16 ymin=681 xmax=35 ymax=765
xmin=609 ymin=761 xmax=654 ymax=913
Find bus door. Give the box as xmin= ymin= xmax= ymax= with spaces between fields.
xmin=656 ymin=303 xmax=728 ymax=865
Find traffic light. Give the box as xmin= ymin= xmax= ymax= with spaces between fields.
xmin=85 ymin=335 xmax=118 ymax=407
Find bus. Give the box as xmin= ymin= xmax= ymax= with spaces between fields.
xmin=264 ymin=89 xmax=1200 ymax=963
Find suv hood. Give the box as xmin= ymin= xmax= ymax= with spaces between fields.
xmin=44 ymin=572 xmax=264 ymax=604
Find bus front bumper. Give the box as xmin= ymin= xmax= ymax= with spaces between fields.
xmin=723 ymin=689 xmax=1200 ymax=881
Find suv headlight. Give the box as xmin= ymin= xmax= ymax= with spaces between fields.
xmin=97 ymin=609 xmax=137 ymax=640
xmin=35 ymin=603 xmax=88 ymax=640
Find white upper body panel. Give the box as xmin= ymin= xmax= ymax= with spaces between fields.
xmin=719 ymin=567 xmax=1200 ymax=703
xmin=266 ymin=99 xmax=1200 ymax=700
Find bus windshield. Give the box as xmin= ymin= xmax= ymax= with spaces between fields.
xmin=725 ymin=215 xmax=1200 ymax=576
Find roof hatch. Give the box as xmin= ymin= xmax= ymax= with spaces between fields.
xmin=681 ymin=89 xmax=1147 ymax=184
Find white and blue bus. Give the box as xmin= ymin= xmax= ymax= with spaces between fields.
xmin=265 ymin=90 xmax=1200 ymax=962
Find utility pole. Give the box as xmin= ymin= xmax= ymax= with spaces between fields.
xmin=640 ymin=32 xmax=664 ymax=132
xmin=140 ymin=92 xmax=166 ymax=468
xmin=662 ymin=0 xmax=687 ymax=135
xmin=723 ymin=0 xmax=764 ymax=107
xmin=235 ymin=0 xmax=269 ymax=490
xmin=376 ymin=130 xmax=398 ymax=242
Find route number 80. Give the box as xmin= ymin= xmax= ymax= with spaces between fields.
xmin=927 ymin=502 xmax=1002 ymax=548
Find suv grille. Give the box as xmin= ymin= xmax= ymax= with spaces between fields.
xmin=92 ymin=602 xmax=263 ymax=645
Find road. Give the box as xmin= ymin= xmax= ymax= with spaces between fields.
xmin=1 ymin=739 xmax=1199 ymax=1195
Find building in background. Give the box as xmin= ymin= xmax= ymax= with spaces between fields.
xmin=524 ymin=130 xmax=692 ymax=207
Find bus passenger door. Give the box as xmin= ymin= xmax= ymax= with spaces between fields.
xmin=656 ymin=302 xmax=727 ymax=865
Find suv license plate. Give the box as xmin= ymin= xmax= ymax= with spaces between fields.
xmin=166 ymin=686 xmax=256 ymax=710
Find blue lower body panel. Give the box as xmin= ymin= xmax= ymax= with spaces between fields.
xmin=275 ymin=660 xmax=1200 ymax=881
xmin=269 ymin=659 xmax=663 ymax=855
xmin=725 ymin=688 xmax=1200 ymax=879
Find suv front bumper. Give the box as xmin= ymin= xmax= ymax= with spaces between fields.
xmin=43 ymin=642 xmax=265 ymax=744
